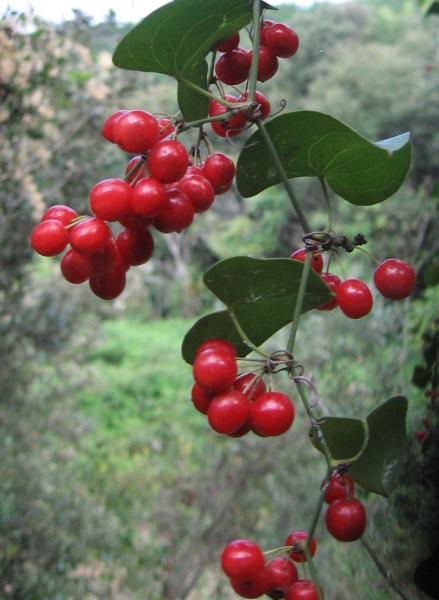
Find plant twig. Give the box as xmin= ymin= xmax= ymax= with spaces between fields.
xmin=228 ymin=308 xmax=268 ymax=358
xmin=247 ymin=0 xmax=261 ymax=104
xmin=287 ymin=252 xmax=311 ymax=353
xmin=361 ymin=538 xmax=412 ymax=600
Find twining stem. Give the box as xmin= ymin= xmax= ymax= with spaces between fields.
xmin=256 ymin=118 xmax=311 ymax=233
xmin=361 ymin=538 xmax=411 ymax=600
xmin=319 ymin=176 xmax=333 ymax=232
xmin=286 ymin=252 xmax=312 ymax=354
xmin=228 ymin=309 xmax=268 ymax=358
xmin=247 ymin=0 xmax=261 ymax=104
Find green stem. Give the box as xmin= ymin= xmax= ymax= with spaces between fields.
xmin=208 ymin=50 xmax=217 ymax=85
xmin=304 ymin=548 xmax=324 ymax=600
xmin=179 ymin=77 xmax=240 ymax=107
xmin=228 ymin=309 xmax=268 ymax=358
xmin=256 ymin=118 xmax=311 ymax=233
xmin=361 ymin=538 xmax=411 ymax=600
xmin=353 ymin=245 xmax=380 ymax=265
xmin=247 ymin=0 xmax=262 ymax=104
xmin=286 ymin=252 xmax=311 ymax=354
xmin=319 ymin=176 xmax=333 ymax=232
xmin=178 ymin=111 xmax=234 ymax=132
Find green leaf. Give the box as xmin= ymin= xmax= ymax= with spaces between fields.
xmin=237 ymin=111 xmax=411 ymax=205
xmin=112 ymin=0 xmax=253 ymax=121
xmin=182 ymin=257 xmax=331 ymax=363
xmin=310 ymin=417 xmax=367 ymax=463
xmin=349 ymin=397 xmax=408 ymax=496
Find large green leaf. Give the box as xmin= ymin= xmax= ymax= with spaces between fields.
xmin=310 ymin=417 xmax=367 ymax=463
xmin=237 ymin=111 xmax=411 ymax=205
xmin=182 ymin=257 xmax=331 ymax=363
xmin=112 ymin=0 xmax=253 ymax=121
xmin=419 ymin=0 xmax=439 ymax=15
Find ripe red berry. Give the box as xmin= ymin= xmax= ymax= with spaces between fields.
xmin=101 ymin=109 xmax=128 ymax=143
xmin=415 ymin=430 xmax=427 ymax=445
xmin=221 ymin=539 xmax=265 ymax=581
xmin=230 ymin=569 xmax=271 ymax=598
xmin=89 ymin=264 xmax=126 ymax=300
xmin=318 ymin=272 xmax=341 ymax=311
xmin=193 ymin=348 xmax=237 ymax=394
xmin=119 ymin=214 xmax=154 ymax=231
xmin=286 ymin=580 xmax=322 ymax=600
xmin=125 ymin=156 xmax=148 ymax=184
xmin=69 ymin=218 xmax=111 ymax=255
xmin=178 ymin=175 xmax=215 ymax=213
xmin=186 ymin=165 xmax=204 ymax=178
xmin=89 ymin=178 xmax=131 ymax=222
xmin=147 ymin=139 xmax=188 ymax=183
xmin=336 ymin=279 xmax=373 ymax=319
xmin=214 ymin=32 xmax=240 ymax=53
xmin=208 ymin=390 xmax=251 ymax=435
xmin=227 ymin=419 xmax=252 ymax=438
xmin=215 ymin=48 xmax=252 ymax=85
xmin=321 ymin=472 xmax=355 ymax=504
xmin=325 ymin=497 xmax=366 ymax=542
xmin=154 ymin=188 xmax=194 ymax=233
xmin=196 ymin=339 xmax=237 ymax=358
xmin=265 ymin=557 xmax=298 ymax=594
xmin=114 ymin=110 xmax=160 ymax=154
xmin=266 ymin=23 xmax=299 ymax=58
xmin=290 ymin=248 xmax=323 ymax=273
xmin=88 ymin=238 xmax=121 ymax=275
xmin=116 ymin=228 xmax=154 ymax=266
xmin=30 ymin=219 xmax=69 ymax=257
xmin=234 ymin=374 xmax=266 ymax=401
xmin=203 ymin=153 xmax=235 ymax=190
xmin=373 ymin=258 xmax=416 ymax=300
xmin=131 ymin=177 xmax=167 ymax=217
xmin=42 ymin=205 xmax=78 ymax=226
xmin=260 ymin=20 xmax=275 ymax=45
xmin=60 ymin=249 xmax=93 ymax=284
xmin=285 ymin=531 xmax=317 ymax=563
xmin=191 ymin=383 xmax=214 ymax=415
xmin=252 ymin=46 xmax=278 ymax=82
xmin=250 ymin=392 xmax=294 ymax=437
xmin=209 ymin=95 xmax=246 ymax=138
xmin=239 ymin=90 xmax=271 ymax=120
xmin=157 ymin=117 xmax=175 ymax=139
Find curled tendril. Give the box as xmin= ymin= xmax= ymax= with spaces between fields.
xmin=269 ymin=98 xmax=287 ymax=119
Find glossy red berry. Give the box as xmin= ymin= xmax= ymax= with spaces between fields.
xmin=69 ymin=218 xmax=110 ymax=255
xmin=60 ymin=249 xmax=93 ymax=284
xmin=207 ymin=390 xmax=251 ymax=435
xmin=253 ymin=46 xmax=278 ymax=82
xmin=318 ymin=273 xmax=341 ymax=311
xmin=290 ymin=248 xmax=323 ymax=273
xmin=147 ymin=139 xmax=189 ymax=183
xmin=209 ymin=95 xmax=246 ymax=138
xmin=266 ymin=24 xmax=299 ymax=58
xmin=265 ymin=557 xmax=298 ymax=594
xmin=196 ymin=339 xmax=237 ymax=358
xmin=214 ymin=32 xmax=240 ymax=53
xmin=215 ymin=48 xmax=252 ymax=85
xmin=178 ymin=175 xmax=215 ymax=213
xmin=157 ymin=117 xmax=175 ymax=139
xmin=125 ymin=156 xmax=148 ymax=184
xmin=325 ymin=497 xmax=366 ymax=541
xmin=230 ymin=570 xmax=271 ymax=598
xmin=250 ymin=392 xmax=294 ymax=437
xmin=119 ymin=213 xmax=154 ymax=231
xmin=373 ymin=259 xmax=416 ymax=300
xmin=260 ymin=20 xmax=275 ymax=45
xmin=114 ymin=110 xmax=160 ymax=154
xmin=88 ymin=238 xmax=120 ymax=275
xmin=321 ymin=472 xmax=355 ymax=504
xmin=285 ymin=531 xmax=317 ymax=563
xmin=221 ymin=540 xmax=265 ymax=581
xmin=191 ymin=383 xmax=214 ymax=415
xmin=227 ymin=419 xmax=252 ymax=438
xmin=154 ymin=188 xmax=194 ymax=233
xmin=286 ymin=580 xmax=322 ymax=600
xmin=42 ymin=205 xmax=77 ymax=226
xmin=193 ymin=348 xmax=237 ymax=393
xmin=336 ymin=279 xmax=373 ymax=319
xmin=30 ymin=219 xmax=69 ymax=257
xmin=203 ymin=153 xmax=235 ymax=190
xmin=116 ymin=228 xmax=154 ymax=266
xmin=101 ymin=109 xmax=128 ymax=143
xmin=239 ymin=90 xmax=271 ymax=120
xmin=89 ymin=264 xmax=126 ymax=300
xmin=234 ymin=374 xmax=266 ymax=401
xmin=89 ymin=178 xmax=131 ymax=222
xmin=131 ymin=177 xmax=167 ymax=217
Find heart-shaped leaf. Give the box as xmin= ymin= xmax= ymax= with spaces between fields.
xmin=310 ymin=417 xmax=367 ymax=463
xmin=182 ymin=257 xmax=331 ymax=363
xmin=112 ymin=0 xmax=253 ymax=121
xmin=237 ymin=111 xmax=411 ymax=205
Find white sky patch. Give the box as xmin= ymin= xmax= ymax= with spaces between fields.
xmin=2 ymin=0 xmax=350 ymax=24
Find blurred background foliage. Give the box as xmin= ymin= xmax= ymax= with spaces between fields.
xmin=1 ymin=0 xmax=438 ymax=598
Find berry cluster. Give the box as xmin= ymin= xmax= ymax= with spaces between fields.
xmin=29 ymin=108 xmax=236 ymax=299
xmin=290 ymin=248 xmax=416 ymax=319
xmin=191 ymin=339 xmax=295 ymax=437
xmin=322 ymin=472 xmax=366 ymax=542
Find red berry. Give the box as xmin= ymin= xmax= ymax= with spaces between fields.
xmin=209 ymin=95 xmax=246 ymax=138
xmin=325 ymin=498 xmax=366 ymax=542
xmin=207 ymin=390 xmax=251 ymax=434
xmin=221 ymin=540 xmax=265 ymax=580
xmin=252 ymin=46 xmax=278 ymax=82
xmin=101 ymin=109 xmax=128 ymax=143
xmin=260 ymin=20 xmax=275 ymax=45
xmin=196 ymin=339 xmax=237 ymax=358
xmin=321 ymin=472 xmax=355 ymax=504
xmin=89 ymin=264 xmax=126 ymax=300
xmin=191 ymin=383 xmax=214 ymax=415
xmin=214 ymin=181 xmax=233 ymax=195
xmin=285 ymin=531 xmax=317 ymax=563
xmin=131 ymin=177 xmax=167 ymax=217
xmin=215 ymin=48 xmax=251 ymax=85
xmin=119 ymin=214 xmax=154 ymax=231
xmin=266 ymin=24 xmax=299 ymax=58
xmin=60 ymin=249 xmax=93 ymax=283
xmin=234 ymin=374 xmax=266 ymax=401
xmin=154 ymin=188 xmax=194 ymax=233
xmin=157 ymin=117 xmax=175 ymax=139
xmin=227 ymin=419 xmax=252 ymax=438
xmin=42 ymin=205 xmax=77 ymax=226
xmin=69 ymin=218 xmax=111 ymax=255
xmin=89 ymin=178 xmax=131 ymax=222
xmin=238 ymin=90 xmax=271 ymax=120
xmin=318 ymin=272 xmax=341 ymax=311
xmin=250 ymin=392 xmax=294 ymax=437
xmin=373 ymin=258 xmax=416 ymax=300
xmin=30 ymin=219 xmax=69 ymax=257
xmin=186 ymin=165 xmax=204 ymax=178
xmin=147 ymin=139 xmax=189 ymax=183
xmin=203 ymin=153 xmax=235 ymax=189
xmin=290 ymin=248 xmax=323 ymax=273
xmin=265 ymin=557 xmax=298 ymax=594
xmin=415 ymin=430 xmax=427 ymax=445
xmin=178 ymin=175 xmax=215 ymax=213
xmin=193 ymin=349 xmax=237 ymax=393
xmin=336 ymin=279 xmax=373 ymax=319
xmin=116 ymin=228 xmax=154 ymax=266
xmin=89 ymin=238 xmax=120 ymax=275
xmin=230 ymin=570 xmax=271 ymax=598
xmin=125 ymin=156 xmax=148 ymax=184
xmin=114 ymin=110 xmax=160 ymax=154
xmin=214 ymin=32 xmax=240 ymax=53
xmin=286 ymin=580 xmax=322 ymax=600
